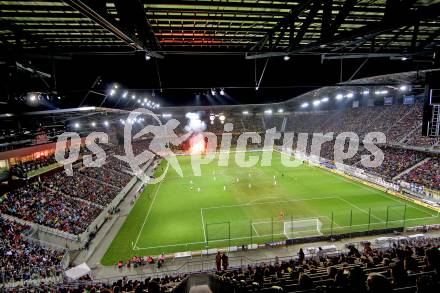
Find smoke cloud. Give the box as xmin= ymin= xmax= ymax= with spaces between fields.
xmin=184 ymin=112 xmax=206 ymax=133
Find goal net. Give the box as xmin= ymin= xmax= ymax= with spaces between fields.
xmin=283 ymin=218 xmax=323 ymax=239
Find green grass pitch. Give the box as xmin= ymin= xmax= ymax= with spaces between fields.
xmin=101 ymin=151 xmax=440 ymax=265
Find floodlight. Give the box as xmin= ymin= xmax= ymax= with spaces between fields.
xmin=374 ymin=90 xmax=388 ymax=95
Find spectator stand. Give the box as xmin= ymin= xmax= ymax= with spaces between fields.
xmin=75 ymin=156 xmax=157 ymax=247
xmin=0 ymin=217 xmax=68 ymax=289
xmin=22 ymin=226 xmax=71 ymax=270
xmin=1 ymin=157 xmax=156 ymax=252
xmin=58 ymin=234 xmax=440 ymax=292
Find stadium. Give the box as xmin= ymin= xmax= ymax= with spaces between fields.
xmin=1 ymin=1 xmax=440 ymax=292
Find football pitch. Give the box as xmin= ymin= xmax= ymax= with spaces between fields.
xmin=101 ymin=150 xmax=440 ymax=265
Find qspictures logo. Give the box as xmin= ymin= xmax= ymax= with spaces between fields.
xmin=55 ymin=108 xmax=386 ymax=184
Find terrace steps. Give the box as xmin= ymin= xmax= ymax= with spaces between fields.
xmin=392 ymin=157 xmax=431 ymax=181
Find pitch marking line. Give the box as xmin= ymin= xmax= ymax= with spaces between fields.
xmin=201 ymin=196 xmax=339 ymax=211
xmin=133 ymin=162 xmax=168 ymax=250
xmin=251 ymin=223 xmax=260 ymax=236
xmin=273 ymin=148 xmax=436 ymax=218
xmin=336 ymin=196 xmax=385 ymax=222
xmin=165 ymin=168 xmax=265 ymax=180
xmin=325 ymin=170 xmax=435 ymax=217
xmin=247 ymin=196 xmax=282 ymax=204
xmin=251 ymin=215 xmax=342 ymax=229
xmin=133 ymin=214 xmax=437 ymax=250
xmin=200 ymin=198 xmax=344 ymax=242
xmin=201 ymin=209 xmax=207 ymax=243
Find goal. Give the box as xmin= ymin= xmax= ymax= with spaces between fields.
xmin=283 ymin=218 xmax=323 ymax=239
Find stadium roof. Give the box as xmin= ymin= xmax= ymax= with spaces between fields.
xmin=1 ymin=0 xmax=440 ymax=59
xmin=0 ymin=68 xmax=436 ymax=150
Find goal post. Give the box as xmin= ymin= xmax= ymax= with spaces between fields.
xmin=283 ymin=218 xmax=323 ymax=239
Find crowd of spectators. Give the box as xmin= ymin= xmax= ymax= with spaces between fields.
xmin=263 ymin=116 xmax=285 ymax=132
xmin=10 ymin=154 xmax=57 ymax=178
xmin=7 ymin=237 xmax=439 ymax=292
xmin=281 ymin=103 xmax=436 ymax=148
xmin=2 ymin=143 xmax=146 ymax=237
xmin=361 ymin=146 xmax=427 ymax=180
xmin=105 ymin=156 xmax=134 ymax=175
xmin=399 ymin=106 xmax=439 ymax=147
xmin=45 ymin=171 xmax=120 ymax=207
xmin=0 ymin=216 xmax=64 ymax=284
xmin=210 ymin=238 xmax=440 ymax=293
xmin=289 ymin=140 xmax=428 ymax=183
xmin=9 ymin=275 xmax=185 ymax=293
xmin=79 ymin=167 xmax=131 ymax=189
xmin=0 ymin=183 xmax=102 ymax=235
xmin=240 ymin=115 xmax=265 ymax=133
xmin=400 ymin=157 xmax=440 ymax=191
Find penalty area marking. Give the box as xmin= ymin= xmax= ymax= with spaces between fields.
xmin=273 ymin=148 xmax=436 ymax=218
xmin=133 ymin=214 xmax=438 ymax=251
xmin=336 ymin=196 xmax=385 ymax=223
xmin=200 ymin=197 xmax=343 ymax=244
xmin=251 ymin=223 xmax=260 ymax=236
xmin=202 ymin=196 xmax=340 ymax=211
xmin=324 ymin=169 xmax=436 ymax=217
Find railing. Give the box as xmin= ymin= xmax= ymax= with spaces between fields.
xmin=399 ymin=180 xmax=440 ymax=199
xmin=1 ymin=271 xmax=64 ymax=289
xmin=309 ymin=156 xmax=440 ymax=214
xmin=77 ymin=158 xmax=156 ymax=245
xmin=0 ymin=227 xmax=70 ymax=288
xmin=65 ymin=253 xmax=315 ymax=286
xmin=0 ymin=158 xmax=156 ymax=249
xmin=0 ymin=230 xmax=67 ymax=288
xmin=61 ymin=234 xmax=440 ymax=286
xmin=0 ymin=213 xmax=79 ymax=242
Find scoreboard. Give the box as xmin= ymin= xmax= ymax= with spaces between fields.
xmin=422 ymin=72 xmax=440 ymax=137
xmin=430 ymin=89 xmax=440 ymax=105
